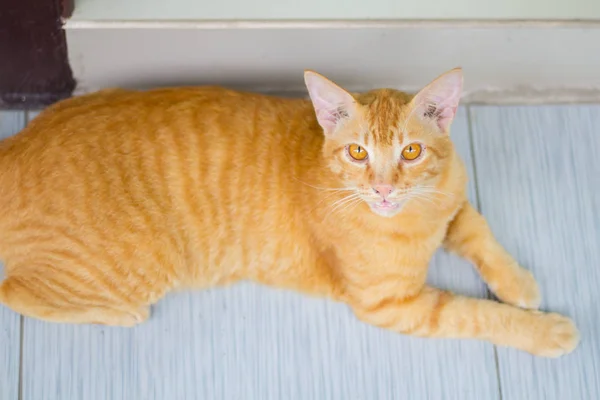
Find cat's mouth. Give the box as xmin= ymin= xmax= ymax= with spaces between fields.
xmin=372 ymin=200 xmax=400 ymax=210
xmin=368 ymin=199 xmax=405 ymax=217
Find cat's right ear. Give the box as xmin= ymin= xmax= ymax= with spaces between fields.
xmin=304 ymin=70 xmax=356 ymax=135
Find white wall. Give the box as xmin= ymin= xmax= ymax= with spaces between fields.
xmin=66 ymin=0 xmax=600 ymax=103
xmin=71 ymin=0 xmax=600 ymax=21
xmin=67 ymin=26 xmax=600 ymax=103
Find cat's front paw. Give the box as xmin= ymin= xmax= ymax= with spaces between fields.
xmin=528 ymin=312 xmax=580 ymax=358
xmin=488 ymin=265 xmax=541 ymax=309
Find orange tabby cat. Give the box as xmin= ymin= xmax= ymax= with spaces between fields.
xmin=0 ymin=68 xmax=579 ymax=357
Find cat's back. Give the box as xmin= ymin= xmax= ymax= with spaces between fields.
xmin=0 ymin=87 xmax=318 ymax=238
xmin=0 ymin=86 xmax=315 ymax=188
xmin=0 ymin=86 xmax=309 ymax=153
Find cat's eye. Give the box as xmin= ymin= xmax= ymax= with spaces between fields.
xmin=401 ymin=143 xmax=423 ymax=161
xmin=348 ymin=144 xmax=368 ymax=161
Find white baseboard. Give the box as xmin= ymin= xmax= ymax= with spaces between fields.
xmin=66 ymin=23 xmax=600 ymax=104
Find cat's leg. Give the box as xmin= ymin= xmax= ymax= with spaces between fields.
xmin=443 ymin=201 xmax=541 ymax=309
xmin=0 ymin=267 xmax=151 ymax=326
xmin=351 ymin=285 xmax=578 ymax=357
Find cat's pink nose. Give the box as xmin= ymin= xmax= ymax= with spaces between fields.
xmin=372 ymin=184 xmax=394 ymax=198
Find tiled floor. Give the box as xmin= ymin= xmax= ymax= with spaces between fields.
xmin=0 ymin=106 xmax=599 ymax=400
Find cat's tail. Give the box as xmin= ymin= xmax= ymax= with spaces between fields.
xmin=0 ymin=276 xmax=23 ymax=312
xmin=0 ymin=272 xmax=10 ymax=305
xmin=0 ymin=267 xmax=14 ymax=306
xmin=0 ymin=276 xmax=32 ymax=318
xmin=0 ymin=278 xmax=9 ymax=306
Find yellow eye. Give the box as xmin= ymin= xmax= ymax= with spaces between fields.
xmin=401 ymin=143 xmax=423 ymax=161
xmin=348 ymin=144 xmax=369 ymax=161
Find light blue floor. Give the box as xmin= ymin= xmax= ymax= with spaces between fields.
xmin=0 ymin=106 xmax=599 ymax=400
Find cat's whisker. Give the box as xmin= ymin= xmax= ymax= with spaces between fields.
xmin=307 ymin=190 xmax=359 ymax=214
xmin=414 ymin=186 xmax=455 ymax=198
xmin=329 ymin=193 xmax=362 ymax=213
xmin=326 ymin=198 xmax=354 ymax=216
xmin=325 ymin=193 xmax=363 ymax=220
xmin=336 ymin=196 xmax=365 ymax=215
xmin=291 ymin=176 xmax=355 ymax=192
xmin=408 ymin=187 xmax=455 ymax=207
xmin=340 ymin=199 xmax=365 ymax=217
xmin=315 ymin=191 xmax=348 ymax=205
xmin=408 ymin=193 xmax=439 ymax=208
xmin=409 ymin=189 xmax=441 ymax=199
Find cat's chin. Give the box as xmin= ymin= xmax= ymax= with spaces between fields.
xmin=368 ymin=200 xmax=405 ymax=218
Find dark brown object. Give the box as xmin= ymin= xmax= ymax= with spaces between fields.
xmin=62 ymin=0 xmax=75 ymax=18
xmin=0 ymin=0 xmax=76 ymax=109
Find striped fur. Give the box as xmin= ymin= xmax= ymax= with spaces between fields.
xmin=0 ymin=69 xmax=578 ymax=357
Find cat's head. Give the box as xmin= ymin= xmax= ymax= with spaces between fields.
xmin=304 ymin=68 xmax=463 ymax=218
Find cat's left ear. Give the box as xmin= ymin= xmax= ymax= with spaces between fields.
xmin=410 ymin=67 xmax=463 ymax=133
xmin=304 ymin=70 xmax=357 ymax=135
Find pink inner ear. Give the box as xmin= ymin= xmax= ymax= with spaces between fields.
xmin=316 ymin=109 xmax=338 ymax=131
xmin=416 ymin=92 xmax=460 ymax=133
xmin=311 ymin=97 xmax=341 ymax=131
xmin=414 ymin=69 xmax=463 ymax=133
xmin=305 ymin=73 xmax=355 ymax=134
xmin=437 ymin=104 xmax=458 ymax=131
xmin=311 ymin=96 xmax=352 ymax=133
